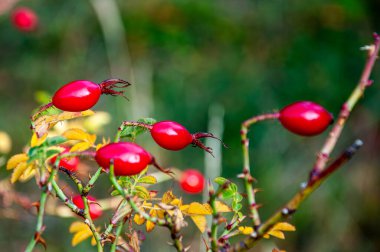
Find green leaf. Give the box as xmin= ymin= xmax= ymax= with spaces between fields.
xmin=214 ymin=177 xmax=228 ymax=185
xmin=231 ymin=202 xmax=242 ymax=212
xmin=138 ymin=175 xmax=157 ymax=184
xmin=45 ymin=149 xmax=62 ymax=159
xmin=111 ymin=190 xmax=120 ymax=196
xmin=120 ymin=118 xmax=156 ymax=140
xmin=135 ymin=186 xmax=150 ymax=199
xmin=44 ymin=136 xmax=68 ymax=147
xmin=222 ymin=189 xmax=235 ymax=199
xmin=235 ymin=193 xmax=243 ymax=202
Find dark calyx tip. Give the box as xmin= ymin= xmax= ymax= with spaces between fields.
xmin=192 ymin=132 xmax=228 ymax=157
xmin=99 ymin=78 xmax=132 ymax=99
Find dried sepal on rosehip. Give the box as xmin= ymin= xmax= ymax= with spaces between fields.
xmin=95 ymin=142 xmax=171 ymax=176
xmin=279 ymin=101 xmax=333 ymax=136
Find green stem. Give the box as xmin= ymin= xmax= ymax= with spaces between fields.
xmin=109 ymin=162 xmax=165 ymax=225
xmin=81 ymin=196 xmax=103 ymax=252
xmin=110 ymin=220 xmax=125 ymax=252
xmin=25 ymin=168 xmax=58 ymax=252
xmin=240 ymin=113 xmax=279 ymax=226
xmin=230 ymin=140 xmax=363 ymax=251
xmin=82 ymin=168 xmax=103 ymax=196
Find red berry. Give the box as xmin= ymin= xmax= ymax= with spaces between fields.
xmin=150 ymin=121 xmax=223 ymax=155
xmin=52 ymin=80 xmax=101 ymax=112
xmin=11 ymin=7 xmax=38 ymax=32
xmin=51 ymin=79 xmax=130 ymax=112
xmin=72 ymin=195 xmax=102 ymax=220
xmin=179 ymin=169 xmax=205 ymax=194
xmin=50 ymin=146 xmax=79 ymax=172
xmin=95 ymin=142 xmax=153 ymax=176
xmin=151 ymin=121 xmax=193 ymax=151
xmin=279 ymin=101 xmax=333 ymax=136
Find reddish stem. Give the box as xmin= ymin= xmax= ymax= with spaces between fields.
xmin=31 ymin=102 xmax=54 ymax=121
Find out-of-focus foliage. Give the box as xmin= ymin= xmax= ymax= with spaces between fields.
xmin=0 ymin=0 xmax=379 ymax=251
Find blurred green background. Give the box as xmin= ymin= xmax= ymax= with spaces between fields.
xmin=0 ymin=0 xmax=379 ymax=251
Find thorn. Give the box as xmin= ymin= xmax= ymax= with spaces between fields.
xmin=31 ymin=201 xmax=40 ymax=212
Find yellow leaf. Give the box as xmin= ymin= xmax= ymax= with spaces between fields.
xmin=135 ymin=186 xmax=151 ymax=200
xmin=72 ymin=230 xmax=93 ymax=246
xmin=190 ymin=215 xmax=207 ymax=233
xmin=19 ymin=164 xmax=36 ymax=182
xmin=238 ymin=226 xmax=254 ymax=235
xmin=215 ymin=201 xmax=232 ymax=212
xmin=31 ymin=132 xmax=48 ymax=147
xmin=57 ymin=110 xmax=95 ymax=121
xmin=69 ymin=221 xmax=89 ymax=233
xmin=162 ymin=190 xmax=176 ymax=204
xmin=63 ymin=128 xmax=95 ymax=143
xmin=11 ymin=163 xmax=29 ymax=183
xmin=187 ymin=202 xmax=212 ymax=215
xmin=134 ymin=214 xmax=146 ymax=225
xmin=91 ymin=236 xmax=96 ymax=246
xmin=69 ymin=221 xmax=96 ymax=247
xmin=138 ymin=175 xmax=157 ymax=184
xmin=33 ymin=111 xmax=94 ymax=137
xmin=7 ymin=154 xmax=28 ymax=170
xmin=0 ymin=131 xmax=12 ymax=154
xmin=267 ymin=230 xmax=285 ymax=239
xmin=70 ymin=142 xmax=93 ymax=152
xmin=146 ymin=209 xmax=156 ymax=232
xmin=169 ymin=198 xmax=182 ymax=207
xmin=272 ymin=222 xmax=296 ymax=232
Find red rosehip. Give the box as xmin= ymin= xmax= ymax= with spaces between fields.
xmin=72 ymin=195 xmax=102 ymax=220
xmin=50 ymin=146 xmax=79 ymax=172
xmin=95 ymin=142 xmax=170 ymax=176
xmin=11 ymin=7 xmax=38 ymax=32
xmin=179 ymin=169 xmax=205 ymax=194
xmin=279 ymin=101 xmax=333 ymax=136
xmin=150 ymin=121 xmax=224 ymax=155
xmin=52 ymin=79 xmax=130 ymax=112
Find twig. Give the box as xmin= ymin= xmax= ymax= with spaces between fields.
xmin=24 ymin=167 xmax=57 ymax=252
xmin=311 ymin=33 xmax=380 ymax=178
xmin=230 ymin=139 xmax=363 ymax=251
xmin=240 ymin=113 xmax=280 ymax=226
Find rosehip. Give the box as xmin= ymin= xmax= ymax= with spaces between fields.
xmin=179 ymin=169 xmax=205 ymax=194
xmin=279 ymin=101 xmax=333 ymax=136
xmin=72 ymin=195 xmax=102 ymax=220
xmin=52 ymin=79 xmax=130 ymax=112
xmin=11 ymin=7 xmax=38 ymax=32
xmin=95 ymin=142 xmax=170 ymax=176
xmin=50 ymin=146 xmax=79 ymax=172
xmin=150 ymin=121 xmax=224 ymax=155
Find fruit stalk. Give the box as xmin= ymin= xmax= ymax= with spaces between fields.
xmin=240 ymin=112 xmax=280 ymax=227
xmin=231 ymin=139 xmax=363 ymax=251
xmin=311 ymin=33 xmax=380 ymax=178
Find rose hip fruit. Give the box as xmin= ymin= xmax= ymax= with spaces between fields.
xmin=50 ymin=146 xmax=79 ymax=172
xmin=95 ymin=142 xmax=170 ymax=176
xmin=150 ymin=121 xmax=224 ymax=155
xmin=52 ymin=79 xmax=130 ymax=112
xmin=279 ymin=101 xmax=333 ymax=136
xmin=72 ymin=195 xmax=102 ymax=220
xmin=11 ymin=7 xmax=38 ymax=32
xmin=179 ymin=169 xmax=205 ymax=194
